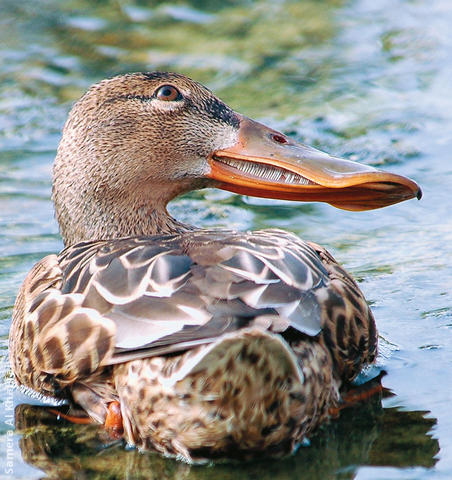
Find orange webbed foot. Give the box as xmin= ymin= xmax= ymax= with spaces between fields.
xmin=47 ymin=408 xmax=94 ymax=424
xmin=329 ymin=376 xmax=385 ymax=417
xmin=105 ymin=401 xmax=124 ymax=438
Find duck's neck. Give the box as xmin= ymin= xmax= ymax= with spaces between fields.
xmin=54 ymin=185 xmax=196 ymax=247
xmin=87 ymin=203 xmax=195 ymax=240
xmin=53 ymin=132 xmax=211 ymax=246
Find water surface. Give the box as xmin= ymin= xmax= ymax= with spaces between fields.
xmin=0 ymin=0 xmax=451 ymax=478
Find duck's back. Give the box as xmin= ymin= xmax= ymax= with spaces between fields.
xmin=11 ymin=228 xmax=376 ymax=389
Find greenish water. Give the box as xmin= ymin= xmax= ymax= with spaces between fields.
xmin=0 ymin=0 xmax=451 ymax=478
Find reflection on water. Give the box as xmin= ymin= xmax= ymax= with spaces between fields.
xmin=1 ymin=0 xmax=451 ymax=478
xmin=14 ymin=387 xmax=439 ymax=480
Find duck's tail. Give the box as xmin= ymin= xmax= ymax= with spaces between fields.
xmin=115 ymin=327 xmax=338 ymax=461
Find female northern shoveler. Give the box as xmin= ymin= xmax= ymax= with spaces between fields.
xmin=9 ymin=72 xmax=420 ymax=461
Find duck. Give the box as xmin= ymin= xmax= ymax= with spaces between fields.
xmin=9 ymin=72 xmax=421 ymax=462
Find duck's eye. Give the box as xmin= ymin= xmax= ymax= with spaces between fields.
xmin=155 ymin=85 xmax=182 ymax=101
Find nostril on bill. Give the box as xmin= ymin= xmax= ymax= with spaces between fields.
xmin=271 ymin=134 xmax=288 ymax=144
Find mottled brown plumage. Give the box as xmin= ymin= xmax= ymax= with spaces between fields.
xmin=9 ymin=72 xmax=420 ymax=462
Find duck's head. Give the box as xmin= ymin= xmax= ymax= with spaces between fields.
xmin=54 ymin=72 xmax=421 ymax=245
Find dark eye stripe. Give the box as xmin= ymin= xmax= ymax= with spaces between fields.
xmin=155 ymin=85 xmax=182 ymax=102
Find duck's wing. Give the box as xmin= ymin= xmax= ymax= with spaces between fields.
xmin=9 ymin=247 xmax=118 ymax=398
xmin=10 ymin=229 xmax=375 ymax=396
xmin=58 ymin=230 xmax=329 ymax=357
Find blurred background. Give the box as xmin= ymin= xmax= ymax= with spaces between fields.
xmin=0 ymin=0 xmax=451 ymax=478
